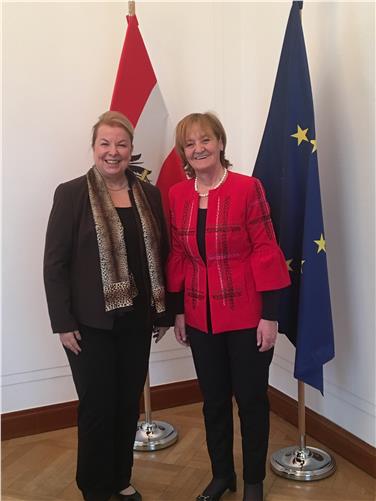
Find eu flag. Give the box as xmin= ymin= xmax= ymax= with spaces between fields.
xmin=253 ymin=1 xmax=334 ymax=393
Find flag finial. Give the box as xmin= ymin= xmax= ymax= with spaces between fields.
xmin=128 ymin=1 xmax=135 ymax=16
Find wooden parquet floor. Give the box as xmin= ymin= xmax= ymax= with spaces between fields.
xmin=2 ymin=403 xmax=375 ymax=501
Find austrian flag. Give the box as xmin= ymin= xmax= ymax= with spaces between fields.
xmin=110 ymin=15 xmax=184 ymax=214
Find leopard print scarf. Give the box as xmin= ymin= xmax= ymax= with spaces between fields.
xmin=87 ymin=166 xmax=165 ymax=314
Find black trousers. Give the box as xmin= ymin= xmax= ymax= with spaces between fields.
xmin=187 ymin=326 xmax=273 ymax=484
xmin=65 ymin=312 xmax=152 ymax=501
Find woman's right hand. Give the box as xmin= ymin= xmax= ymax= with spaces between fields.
xmin=174 ymin=314 xmax=188 ymax=346
xmin=59 ymin=331 xmax=82 ymax=355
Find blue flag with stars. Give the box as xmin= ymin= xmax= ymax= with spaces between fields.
xmin=253 ymin=1 xmax=334 ymax=393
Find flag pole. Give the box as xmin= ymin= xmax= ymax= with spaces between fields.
xmin=134 ymin=371 xmax=178 ymax=451
xmin=298 ymin=380 xmax=306 ymax=450
xmin=127 ymin=0 xmax=177 ymax=452
xmin=270 ymin=379 xmax=336 ymax=480
xmin=251 ymin=0 xmax=336 ymax=481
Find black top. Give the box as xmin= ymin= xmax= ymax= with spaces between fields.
xmin=116 ymin=205 xmax=172 ymax=328
xmin=116 ymin=207 xmax=148 ymax=305
xmin=197 ymin=208 xmax=208 ymax=264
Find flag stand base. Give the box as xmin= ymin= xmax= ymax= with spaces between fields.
xmin=134 ymin=420 xmax=178 ymax=451
xmin=270 ymin=445 xmax=336 ymax=481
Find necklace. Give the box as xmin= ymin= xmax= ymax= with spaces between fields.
xmin=106 ymin=182 xmax=128 ymax=192
xmin=194 ymin=169 xmax=228 ymax=198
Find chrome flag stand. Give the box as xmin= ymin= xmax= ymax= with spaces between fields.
xmin=270 ymin=381 xmax=336 ymax=481
xmin=134 ymin=372 xmax=178 ymax=451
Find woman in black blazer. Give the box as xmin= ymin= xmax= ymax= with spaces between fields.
xmin=44 ymin=111 xmax=170 ymax=501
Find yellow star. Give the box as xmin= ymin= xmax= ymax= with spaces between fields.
xmin=314 ymin=233 xmax=326 ymax=253
xmin=310 ymin=139 xmax=317 ymax=153
xmin=286 ymin=259 xmax=293 ymax=272
xmin=291 ymin=125 xmax=309 ymax=145
xmin=301 ymin=260 xmax=305 ymax=274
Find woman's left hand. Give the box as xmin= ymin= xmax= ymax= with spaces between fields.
xmin=257 ymin=319 xmax=278 ymax=352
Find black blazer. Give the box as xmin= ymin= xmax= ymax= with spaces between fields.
xmin=43 ymin=171 xmax=170 ymax=333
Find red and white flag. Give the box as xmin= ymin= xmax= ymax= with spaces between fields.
xmin=110 ymin=15 xmax=184 ymax=215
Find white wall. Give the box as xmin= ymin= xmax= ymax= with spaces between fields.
xmin=2 ymin=2 xmax=375 ymax=447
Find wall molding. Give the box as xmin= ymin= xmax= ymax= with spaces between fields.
xmin=2 ymin=380 xmax=375 ymax=478
xmin=1 ymin=379 xmax=201 ymax=441
xmin=271 ymin=352 xmax=376 ymax=431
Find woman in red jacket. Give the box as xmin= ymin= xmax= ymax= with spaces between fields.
xmin=167 ymin=113 xmax=290 ymax=501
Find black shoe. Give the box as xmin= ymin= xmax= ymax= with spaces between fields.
xmin=243 ymin=482 xmax=263 ymax=501
xmin=196 ymin=474 xmax=237 ymax=501
xmin=115 ymin=486 xmax=142 ymax=501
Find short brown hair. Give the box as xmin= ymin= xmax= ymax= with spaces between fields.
xmin=91 ymin=111 xmax=134 ymax=147
xmin=175 ymin=112 xmax=231 ymax=178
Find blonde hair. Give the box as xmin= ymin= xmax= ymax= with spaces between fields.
xmin=175 ymin=112 xmax=231 ymax=178
xmin=91 ymin=111 xmax=134 ymax=147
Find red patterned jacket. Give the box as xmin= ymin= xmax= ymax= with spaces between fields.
xmin=166 ymin=171 xmax=290 ymax=334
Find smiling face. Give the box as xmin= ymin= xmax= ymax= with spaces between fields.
xmin=93 ymin=124 xmax=133 ymax=181
xmin=183 ymin=124 xmax=223 ymax=176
